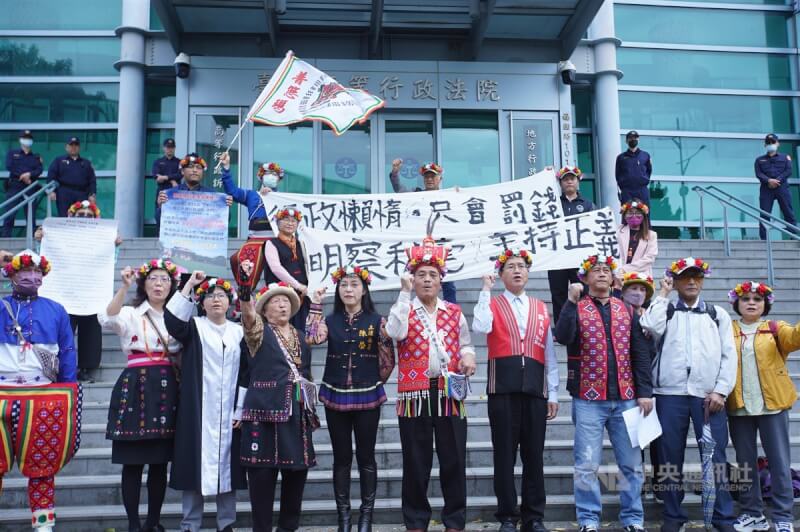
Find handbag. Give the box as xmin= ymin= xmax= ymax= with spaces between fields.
xmin=2 ymin=299 xmax=60 ymax=382
xmin=413 ymin=306 xmax=470 ymax=401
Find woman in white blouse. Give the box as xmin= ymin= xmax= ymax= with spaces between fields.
xmin=98 ymin=259 xmax=182 ymax=532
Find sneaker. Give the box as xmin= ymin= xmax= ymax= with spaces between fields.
xmin=624 ymin=525 xmax=647 ymax=532
xmin=579 ymin=526 xmax=599 ymax=532
xmin=733 ymin=515 xmax=770 ymax=532
xmin=775 ymin=523 xmax=794 ymax=532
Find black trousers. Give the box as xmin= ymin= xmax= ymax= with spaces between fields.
xmin=326 ymin=407 xmax=381 ymax=469
xmin=398 ymin=380 xmax=467 ymax=530
xmin=55 ymin=187 xmax=90 ymax=217
xmin=247 ymin=467 xmax=308 ymax=532
xmin=547 ymin=268 xmax=580 ymax=325
xmin=290 ymin=296 xmax=310 ymax=334
xmin=488 ymin=393 xmax=547 ymax=527
xmin=70 ymin=313 xmax=102 ymax=370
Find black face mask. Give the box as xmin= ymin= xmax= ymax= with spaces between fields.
xmin=627 ymin=139 xmax=639 ymax=149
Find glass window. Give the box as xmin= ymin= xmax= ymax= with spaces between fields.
xmin=615 ymin=5 xmax=789 ymax=48
xmin=322 ymin=123 xmax=371 ymax=194
xmin=441 ymin=111 xmax=500 ymax=188
xmin=253 ymin=123 xmax=313 ymax=193
xmin=194 ymin=114 xmax=239 ymax=192
xmin=572 ymin=89 xmax=592 ymax=128
xmin=0 ymin=129 xmax=117 ymax=172
xmin=627 ymin=136 xmax=799 ymax=180
xmin=0 ymin=0 xmax=122 ymax=30
xmin=576 ymin=134 xmax=594 ymax=174
xmin=147 ymin=82 xmax=176 ymax=124
xmin=619 ymin=91 xmax=794 ymax=134
xmin=650 ymin=181 xmax=762 ymax=223
xmin=618 ymin=48 xmax=792 ymax=91
xmin=145 ymin=128 xmax=176 ymax=177
xmin=0 ymin=38 xmax=120 ymax=77
xmin=94 ymin=177 xmax=115 ymax=218
xmin=383 ymin=120 xmax=435 ymax=193
xmin=0 ymin=83 xmax=119 ymax=123
xmin=579 ymin=179 xmax=596 ymax=204
xmin=150 ymin=7 xmax=164 ymax=31
xmin=686 ymin=0 xmax=789 ymax=4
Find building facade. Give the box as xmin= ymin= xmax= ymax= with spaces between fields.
xmin=2 ymin=0 xmax=799 ymax=239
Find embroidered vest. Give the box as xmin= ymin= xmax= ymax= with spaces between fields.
xmin=486 ymin=295 xmax=550 ymax=396
xmin=396 ymin=302 xmax=462 ymax=395
xmin=567 ymin=296 xmax=636 ymax=401
xmin=265 ymin=237 xmax=308 ymax=286
xmin=323 ymin=311 xmax=383 ymax=388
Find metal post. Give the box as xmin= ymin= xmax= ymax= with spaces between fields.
xmin=26 ymin=201 xmax=33 ymax=250
xmin=698 ymin=191 xmax=705 ymax=240
xmin=766 ymin=236 xmax=774 ymax=286
xmin=723 ymin=205 xmax=731 ymax=256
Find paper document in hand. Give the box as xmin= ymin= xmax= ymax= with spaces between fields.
xmin=249 ymin=51 xmax=385 ymax=135
xmin=622 ymin=398 xmax=662 ymax=449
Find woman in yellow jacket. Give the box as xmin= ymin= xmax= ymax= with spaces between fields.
xmin=727 ymin=281 xmax=799 ymax=532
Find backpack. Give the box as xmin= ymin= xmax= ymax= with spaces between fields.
xmin=652 ymin=302 xmax=720 ymax=388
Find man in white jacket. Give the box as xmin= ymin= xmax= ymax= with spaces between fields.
xmin=640 ymin=257 xmax=737 ymax=532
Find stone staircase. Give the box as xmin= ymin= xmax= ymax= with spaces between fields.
xmin=1 ymin=237 xmax=799 ymax=531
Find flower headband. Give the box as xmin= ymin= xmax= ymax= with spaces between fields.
xmin=137 ymin=259 xmax=179 ymax=281
xmin=2 ymin=252 xmax=51 ymax=278
xmin=331 ymin=265 xmax=373 ymax=285
xmin=622 ymin=271 xmax=653 ymax=287
xmin=494 ymin=249 xmax=533 ymax=273
xmin=666 ymin=257 xmax=711 ymax=278
xmin=180 ymin=154 xmax=207 ymax=170
xmin=195 ymin=278 xmax=233 ymax=300
xmin=256 ymin=281 xmax=291 ymax=301
xmin=577 ymin=254 xmax=617 ymax=280
xmin=258 ymin=162 xmax=284 ymax=179
xmin=274 ymin=208 xmax=303 ymax=222
xmin=621 ymin=201 xmax=649 ymax=216
xmin=420 ymin=163 xmax=442 ymax=176
xmin=556 ymin=166 xmax=582 ymax=180
xmin=68 ymin=199 xmax=101 ymax=217
xmin=729 ymin=281 xmax=774 ymax=304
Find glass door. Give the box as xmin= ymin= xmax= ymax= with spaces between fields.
xmin=378 ymin=113 xmax=436 ymax=193
xmin=509 ymin=111 xmax=559 ymax=179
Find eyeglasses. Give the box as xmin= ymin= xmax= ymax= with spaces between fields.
xmin=205 ymin=292 xmax=229 ymax=300
xmin=146 ymin=275 xmax=171 ymax=284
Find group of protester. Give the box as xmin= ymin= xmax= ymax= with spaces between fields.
xmin=0 ymin=134 xmax=798 ymax=532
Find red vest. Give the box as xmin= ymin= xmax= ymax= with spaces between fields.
xmin=571 ymin=296 xmax=636 ymax=401
xmin=486 ymin=295 xmax=548 ymax=361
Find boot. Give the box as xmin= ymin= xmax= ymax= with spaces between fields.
xmin=358 ymin=464 xmax=377 ymax=532
xmin=334 ymin=464 xmax=353 ymax=532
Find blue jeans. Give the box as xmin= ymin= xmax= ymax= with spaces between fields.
xmin=655 ymin=394 xmax=735 ymax=527
xmin=572 ymin=398 xmax=644 ymax=528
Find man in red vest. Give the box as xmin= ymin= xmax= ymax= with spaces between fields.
xmin=554 ymin=254 xmax=653 ymax=532
xmin=472 ymin=249 xmax=559 ymax=532
xmin=386 ymin=233 xmax=477 ymax=532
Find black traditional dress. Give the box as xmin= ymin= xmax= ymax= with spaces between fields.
xmin=98 ymin=302 xmax=180 ymax=464
xmin=164 ymin=293 xmax=247 ymax=495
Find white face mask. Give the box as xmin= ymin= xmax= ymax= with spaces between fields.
xmin=261 ymin=174 xmax=279 ymax=189
xmin=766 ymin=144 xmax=778 ymax=154
xmin=19 ymin=138 xmax=33 ymax=148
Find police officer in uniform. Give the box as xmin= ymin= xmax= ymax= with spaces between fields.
xmin=152 ymin=137 xmax=181 ymax=231
xmin=615 ymin=130 xmax=652 ymax=205
xmin=547 ymin=167 xmax=595 ymax=326
xmin=2 ymin=130 xmax=43 ymax=237
xmin=47 ymin=136 xmax=96 ymax=217
xmin=755 ymin=133 xmax=797 ymax=239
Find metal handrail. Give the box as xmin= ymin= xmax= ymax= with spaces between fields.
xmin=703 ymin=184 xmax=800 ymax=234
xmin=0 ymin=181 xmax=58 ymax=249
xmin=692 ymin=185 xmax=800 ymax=286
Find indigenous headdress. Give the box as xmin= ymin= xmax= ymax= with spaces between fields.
xmin=68 ymin=199 xmax=101 ymax=218
xmin=556 ymin=166 xmax=582 ymax=180
xmin=728 ymin=281 xmax=774 ymax=304
xmin=494 ymin=248 xmax=533 ymax=274
xmin=257 ymin=162 xmax=284 ymax=179
xmin=136 ymin=259 xmax=180 ymax=281
xmin=405 ymin=215 xmax=449 ymax=276
xmin=419 ymin=163 xmax=443 ymax=176
xmin=666 ymin=256 xmax=711 ymax=278
xmin=577 ymin=254 xmax=617 ymax=281
xmin=274 ymin=208 xmax=303 ymax=222
xmin=195 ymin=277 xmax=233 ymax=301
xmin=179 ymin=153 xmax=207 ymax=170
xmin=620 ymin=200 xmax=649 ymax=216
xmin=2 ymin=249 xmax=51 ymax=278
xmin=254 ymin=281 xmax=301 ymax=317
xmin=622 ymin=272 xmax=654 ymax=301
xmin=331 ymin=265 xmax=373 ymax=285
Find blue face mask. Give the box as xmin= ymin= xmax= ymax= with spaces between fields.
xmin=19 ymin=138 xmax=33 ymax=148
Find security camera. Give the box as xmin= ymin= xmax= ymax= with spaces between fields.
xmin=174 ymin=52 xmax=191 ymax=79
xmin=558 ymin=60 xmax=577 ymax=85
